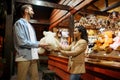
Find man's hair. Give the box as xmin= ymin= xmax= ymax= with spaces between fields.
xmin=20 ymin=4 xmax=32 ymax=16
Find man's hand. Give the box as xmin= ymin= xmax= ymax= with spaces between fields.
xmin=39 ymin=44 xmax=50 ymax=50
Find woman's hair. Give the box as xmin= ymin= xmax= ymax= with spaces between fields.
xmin=75 ymin=25 xmax=88 ymax=42
xmin=20 ymin=4 xmax=32 ymax=16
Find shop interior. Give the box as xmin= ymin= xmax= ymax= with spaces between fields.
xmin=0 ymin=0 xmax=120 ymax=80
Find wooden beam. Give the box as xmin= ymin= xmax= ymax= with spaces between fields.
xmin=91 ymin=4 xmax=100 ymax=10
xmin=3 ymin=0 xmax=14 ymax=79
xmin=101 ymin=1 xmax=120 ymax=12
xmin=30 ymin=19 xmax=50 ymax=25
xmin=104 ymin=0 xmax=108 ymax=8
xmin=15 ymin=0 xmax=71 ymax=11
xmin=80 ymin=9 xmax=109 ymax=16
xmin=82 ymin=0 xmax=98 ymax=9
xmin=69 ymin=15 xmax=74 ymax=43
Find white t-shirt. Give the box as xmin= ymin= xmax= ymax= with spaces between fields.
xmin=27 ymin=22 xmax=39 ymax=59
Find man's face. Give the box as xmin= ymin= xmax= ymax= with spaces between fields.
xmin=27 ymin=6 xmax=34 ymax=18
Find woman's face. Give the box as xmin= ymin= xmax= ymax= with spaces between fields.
xmin=73 ymin=28 xmax=81 ymax=38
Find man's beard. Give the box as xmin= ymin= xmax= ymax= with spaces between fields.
xmin=28 ymin=13 xmax=33 ymax=18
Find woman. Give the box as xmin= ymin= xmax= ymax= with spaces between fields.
xmin=60 ymin=25 xmax=88 ymax=80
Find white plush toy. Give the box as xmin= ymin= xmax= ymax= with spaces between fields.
xmin=110 ymin=32 xmax=120 ymax=50
xmin=38 ymin=31 xmax=60 ymax=54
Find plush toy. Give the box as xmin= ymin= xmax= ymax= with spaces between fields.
xmin=38 ymin=31 xmax=60 ymax=54
xmin=93 ymin=34 xmax=104 ymax=51
xmin=110 ymin=32 xmax=120 ymax=50
xmin=100 ymin=31 xmax=113 ymax=50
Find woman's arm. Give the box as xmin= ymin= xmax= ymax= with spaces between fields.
xmin=59 ymin=41 xmax=75 ymax=51
xmin=60 ymin=40 xmax=87 ymax=57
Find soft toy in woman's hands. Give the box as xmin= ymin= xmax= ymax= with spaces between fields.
xmin=38 ymin=31 xmax=60 ymax=54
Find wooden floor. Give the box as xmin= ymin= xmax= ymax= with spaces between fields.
xmin=10 ymin=72 xmax=43 ymax=80
xmin=10 ymin=71 xmax=60 ymax=80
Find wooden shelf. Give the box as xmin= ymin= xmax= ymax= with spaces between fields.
xmin=48 ymin=53 xmax=120 ymax=80
xmin=88 ymin=50 xmax=120 ymax=62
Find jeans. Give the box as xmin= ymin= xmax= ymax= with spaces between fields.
xmin=70 ymin=74 xmax=81 ymax=80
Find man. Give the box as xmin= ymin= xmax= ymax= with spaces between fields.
xmin=13 ymin=4 xmax=47 ymax=80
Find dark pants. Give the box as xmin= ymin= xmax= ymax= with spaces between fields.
xmin=70 ymin=74 xmax=81 ymax=80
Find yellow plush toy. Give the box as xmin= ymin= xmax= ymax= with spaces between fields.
xmin=100 ymin=31 xmax=113 ymax=50
xmin=93 ymin=34 xmax=104 ymax=51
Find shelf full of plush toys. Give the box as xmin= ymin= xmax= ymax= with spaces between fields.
xmin=77 ymin=11 xmax=120 ymax=57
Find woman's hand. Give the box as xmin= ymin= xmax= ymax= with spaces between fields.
xmin=60 ymin=50 xmax=68 ymax=56
xmin=50 ymin=47 xmax=60 ymax=52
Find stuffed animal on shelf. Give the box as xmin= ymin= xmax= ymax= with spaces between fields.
xmin=110 ymin=32 xmax=120 ymax=50
xmin=38 ymin=31 xmax=60 ymax=54
xmin=100 ymin=31 xmax=113 ymax=50
xmin=92 ymin=34 xmax=104 ymax=52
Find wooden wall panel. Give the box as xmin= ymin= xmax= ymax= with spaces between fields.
xmin=50 ymin=10 xmax=68 ymax=23
xmin=49 ymin=0 xmax=93 ymax=29
xmin=50 ymin=0 xmax=71 ymax=20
